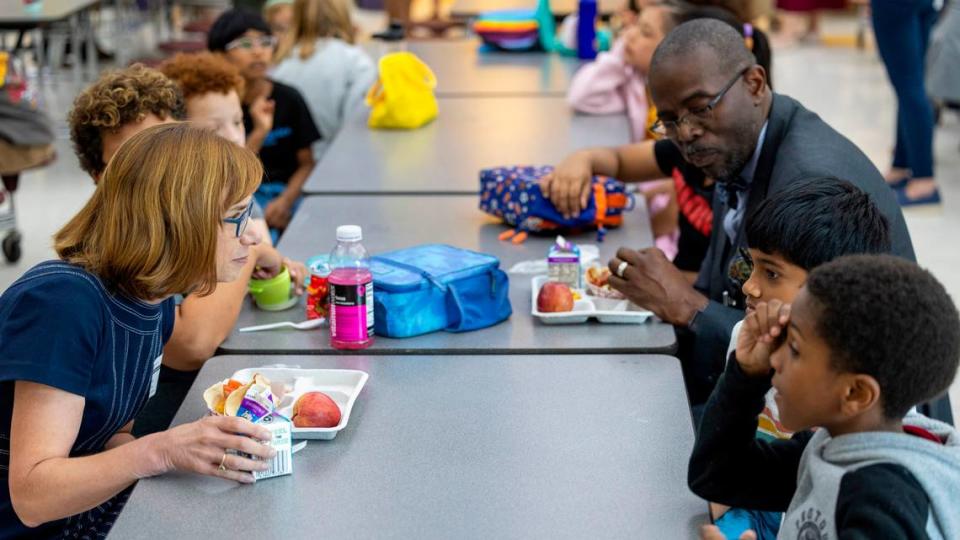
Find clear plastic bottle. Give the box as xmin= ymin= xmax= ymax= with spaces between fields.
xmin=328 ymin=225 xmax=374 ymax=349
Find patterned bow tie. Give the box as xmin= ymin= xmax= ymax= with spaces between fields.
xmin=719 ymin=176 xmax=749 ymax=208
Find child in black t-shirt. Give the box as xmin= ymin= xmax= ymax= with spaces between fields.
xmin=209 ymin=8 xmax=321 ymax=242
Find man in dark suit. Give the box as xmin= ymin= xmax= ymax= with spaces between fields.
xmin=542 ymin=19 xmax=954 ymax=422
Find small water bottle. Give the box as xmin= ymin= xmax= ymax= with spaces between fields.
xmin=577 ymin=0 xmax=598 ymax=60
xmin=328 ymin=225 xmax=374 ymax=350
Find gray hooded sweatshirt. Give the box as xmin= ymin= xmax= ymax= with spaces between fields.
xmin=780 ymin=412 xmax=960 ymax=539
xmin=690 ymin=360 xmax=960 ymax=539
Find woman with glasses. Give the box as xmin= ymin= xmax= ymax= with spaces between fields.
xmin=208 ymin=8 xmax=321 ymax=243
xmin=0 ymin=124 xmax=277 ymax=539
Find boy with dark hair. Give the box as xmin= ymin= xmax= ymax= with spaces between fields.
xmin=692 ymin=254 xmax=960 ymax=539
xmin=208 ymin=8 xmax=320 ymax=242
xmin=704 ymin=178 xmax=893 ymax=538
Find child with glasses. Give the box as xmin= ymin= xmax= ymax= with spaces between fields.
xmin=0 ymin=125 xmax=277 ymax=539
xmin=699 ymin=178 xmax=892 ymax=539
xmin=209 ymin=8 xmax=321 ymax=243
xmin=272 ymin=0 xmax=376 ymax=158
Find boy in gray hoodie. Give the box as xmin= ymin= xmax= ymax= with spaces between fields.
xmin=689 ymin=254 xmax=960 ymax=539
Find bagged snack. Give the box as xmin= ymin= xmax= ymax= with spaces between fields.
xmin=585 ymin=265 xmax=625 ymax=299
xmin=203 ymin=373 xmax=293 ymax=481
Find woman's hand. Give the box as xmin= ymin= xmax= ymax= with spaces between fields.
xmin=144 ymin=416 xmax=276 ymax=484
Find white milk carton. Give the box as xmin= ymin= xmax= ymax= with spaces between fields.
xmin=547 ymin=236 xmax=581 ymax=289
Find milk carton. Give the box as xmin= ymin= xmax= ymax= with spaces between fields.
xmin=250 ymin=414 xmax=293 ymax=481
xmin=547 ymin=236 xmax=581 ymax=289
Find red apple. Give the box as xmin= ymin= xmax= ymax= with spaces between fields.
xmin=537 ymin=281 xmax=575 ymax=312
xmin=292 ymin=391 xmax=342 ymax=428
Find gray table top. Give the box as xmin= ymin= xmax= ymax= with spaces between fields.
xmin=219 ymin=195 xmax=676 ymax=355
xmin=111 ymin=354 xmax=706 ymax=539
xmin=302 ymin=96 xmax=630 ymax=195
xmin=451 ymin=0 xmax=622 ymax=17
xmin=0 ymin=0 xmax=99 ymax=25
xmin=365 ymin=39 xmax=584 ymax=97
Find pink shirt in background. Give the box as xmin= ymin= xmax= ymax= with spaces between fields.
xmin=566 ymin=37 xmax=649 ymax=142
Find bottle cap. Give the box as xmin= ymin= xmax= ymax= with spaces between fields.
xmin=336 ymin=225 xmax=362 ymax=242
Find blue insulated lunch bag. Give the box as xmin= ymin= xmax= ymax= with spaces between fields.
xmin=370 ymin=244 xmax=512 ymax=338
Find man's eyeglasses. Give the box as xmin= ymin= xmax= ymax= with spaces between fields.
xmin=225 ymin=35 xmax=278 ymax=51
xmin=652 ymin=66 xmax=751 ymax=138
xmin=223 ymin=200 xmax=254 ymax=238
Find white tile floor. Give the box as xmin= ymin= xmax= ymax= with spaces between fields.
xmin=2 ymin=29 xmax=958 ymax=420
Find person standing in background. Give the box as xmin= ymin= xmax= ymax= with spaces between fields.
xmin=872 ymin=0 xmax=943 ymax=206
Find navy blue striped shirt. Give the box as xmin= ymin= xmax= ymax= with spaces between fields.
xmin=0 ymin=261 xmax=175 ymax=539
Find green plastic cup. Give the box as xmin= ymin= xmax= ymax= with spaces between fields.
xmin=248 ymin=266 xmax=296 ymax=311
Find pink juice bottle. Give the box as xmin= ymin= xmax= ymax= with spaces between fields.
xmin=328 ymin=225 xmax=374 ymax=349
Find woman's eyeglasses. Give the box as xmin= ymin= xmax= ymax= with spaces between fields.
xmin=223 ymin=200 xmax=254 ymax=238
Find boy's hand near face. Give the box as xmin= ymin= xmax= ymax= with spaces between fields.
xmin=249 ymin=94 xmax=275 ymax=135
xmin=736 ymin=300 xmax=791 ymax=377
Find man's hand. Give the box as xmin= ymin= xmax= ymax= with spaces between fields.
xmin=736 ymin=300 xmax=791 ymax=377
xmin=540 ymin=151 xmax=595 ymax=219
xmin=606 ymin=247 xmax=708 ymax=325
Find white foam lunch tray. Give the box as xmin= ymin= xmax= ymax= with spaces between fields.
xmin=231 ymin=366 xmax=368 ymax=440
xmin=531 ymin=275 xmax=654 ymax=324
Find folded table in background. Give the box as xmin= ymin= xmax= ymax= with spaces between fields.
xmin=451 ymin=0 xmax=622 ymax=17
xmin=363 ymin=39 xmax=584 ymax=97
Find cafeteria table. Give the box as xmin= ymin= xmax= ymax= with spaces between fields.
xmin=364 ymin=39 xmax=584 ymax=97
xmin=219 ymin=195 xmax=676 ymax=355
xmin=111 ymin=353 xmax=707 ymax=539
xmin=301 ymin=96 xmax=631 ymax=195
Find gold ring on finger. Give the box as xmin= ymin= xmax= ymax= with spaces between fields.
xmin=218 ymin=452 xmax=229 ymax=472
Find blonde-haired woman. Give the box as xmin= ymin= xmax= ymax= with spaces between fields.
xmin=272 ymin=0 xmax=376 ymax=156
xmin=0 ymin=124 xmax=275 ymax=538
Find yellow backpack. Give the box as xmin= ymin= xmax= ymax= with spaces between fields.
xmin=365 ymin=51 xmax=438 ymax=130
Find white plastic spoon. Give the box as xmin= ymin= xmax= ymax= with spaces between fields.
xmin=239 ymin=319 xmax=325 ymax=333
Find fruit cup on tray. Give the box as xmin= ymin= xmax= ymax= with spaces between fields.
xmin=584 ymin=265 xmax=626 ymax=299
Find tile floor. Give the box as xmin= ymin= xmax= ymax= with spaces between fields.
xmin=1 ymin=18 xmax=957 ymax=420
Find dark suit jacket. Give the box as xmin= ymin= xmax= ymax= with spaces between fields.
xmin=680 ymin=93 xmax=920 ymax=405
